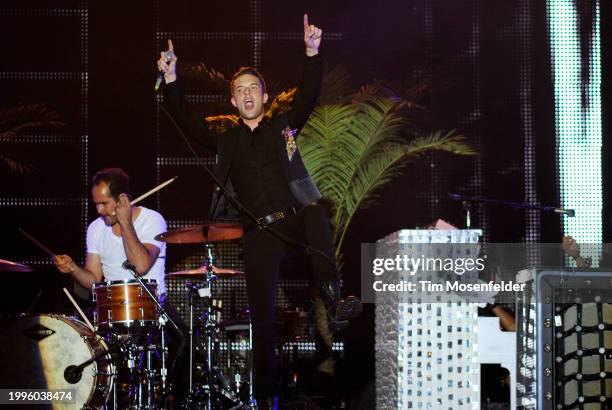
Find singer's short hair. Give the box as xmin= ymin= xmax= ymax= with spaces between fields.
xmin=230 ymin=67 xmax=267 ymax=95
xmin=91 ymin=168 xmax=131 ymax=201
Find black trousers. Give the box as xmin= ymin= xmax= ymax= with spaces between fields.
xmin=243 ymin=204 xmax=337 ymax=400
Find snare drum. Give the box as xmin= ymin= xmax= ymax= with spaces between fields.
xmin=0 ymin=314 xmax=113 ymax=409
xmin=93 ymin=279 xmax=158 ymax=330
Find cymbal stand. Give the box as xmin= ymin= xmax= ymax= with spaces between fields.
xmin=201 ymin=244 xmax=247 ymax=409
xmin=202 ymin=242 xmax=217 ymax=410
xmin=181 ymin=242 xmax=217 ymax=409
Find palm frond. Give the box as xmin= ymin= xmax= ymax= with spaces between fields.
xmin=350 ymin=90 xmax=410 ymax=156
xmin=299 ymin=104 xmax=360 ymax=205
xmin=348 ymin=131 xmax=475 ymax=214
xmin=205 ymin=114 xmax=240 ymax=133
xmin=181 ymin=63 xmax=230 ymax=94
xmin=319 ymin=65 xmax=355 ymax=104
xmin=0 ymin=104 xmax=64 ymax=143
xmin=330 ymin=90 xmax=412 ymax=233
xmin=0 ymin=154 xmax=33 ymax=174
xmin=334 ymin=132 xmax=474 ymax=252
xmin=265 ymin=87 xmax=297 ymax=119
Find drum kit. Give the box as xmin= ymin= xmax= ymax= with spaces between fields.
xmin=0 ymin=222 xmax=266 ymax=410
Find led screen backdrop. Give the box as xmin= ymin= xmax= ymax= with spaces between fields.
xmin=0 ymin=0 xmax=608 ymax=406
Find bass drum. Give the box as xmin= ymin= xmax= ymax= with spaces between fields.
xmin=0 ymin=314 xmax=113 ymax=409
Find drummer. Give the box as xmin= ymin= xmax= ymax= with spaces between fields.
xmin=53 ymin=167 xmax=167 ymax=297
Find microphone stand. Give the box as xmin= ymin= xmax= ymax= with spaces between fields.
xmin=449 ymin=193 xmax=576 ymax=228
xmin=122 ymin=261 xmax=183 ymax=338
xmin=123 ymin=261 xmax=184 ymax=407
xmin=65 ymin=334 xmax=136 ymax=384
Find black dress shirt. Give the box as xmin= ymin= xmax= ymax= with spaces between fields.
xmin=231 ymin=120 xmax=297 ymax=217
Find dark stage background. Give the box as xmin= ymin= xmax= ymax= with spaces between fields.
xmin=0 ymin=0 xmax=609 ymax=407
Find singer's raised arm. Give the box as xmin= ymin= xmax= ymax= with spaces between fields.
xmin=158 ymin=40 xmax=218 ymax=152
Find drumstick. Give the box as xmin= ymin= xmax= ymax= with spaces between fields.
xmin=130 ymin=176 xmax=178 ymax=206
xmin=18 ymin=228 xmax=56 ymax=257
xmin=25 ymin=289 xmax=43 ymax=315
xmin=62 ymin=287 xmax=95 ymax=332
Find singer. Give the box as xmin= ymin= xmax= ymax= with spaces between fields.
xmin=158 ymin=14 xmax=360 ymax=408
xmin=53 ymin=167 xmax=168 ymax=295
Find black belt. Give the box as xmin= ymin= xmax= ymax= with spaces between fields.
xmin=256 ymin=206 xmax=297 ymax=227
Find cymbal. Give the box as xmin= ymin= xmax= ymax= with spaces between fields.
xmin=155 ymin=223 xmax=243 ymax=244
xmin=167 ymin=265 xmax=244 ymax=277
xmin=0 ymin=258 xmax=33 ymax=273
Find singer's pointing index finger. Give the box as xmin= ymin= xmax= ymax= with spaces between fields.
xmin=168 ymin=39 xmax=174 ymax=52
xmin=303 ymin=14 xmax=309 ymax=30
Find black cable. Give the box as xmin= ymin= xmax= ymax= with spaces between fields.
xmin=157 ymin=95 xmax=336 ymax=267
xmin=208 ymin=164 xmax=231 ymax=220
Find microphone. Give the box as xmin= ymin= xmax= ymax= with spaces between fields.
xmin=154 ymin=50 xmax=175 ymax=92
xmin=553 ymin=207 xmax=576 ymax=217
xmin=122 ymin=260 xmax=136 ymax=272
xmin=64 ymin=365 xmax=82 ymax=384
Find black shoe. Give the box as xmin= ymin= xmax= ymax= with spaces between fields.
xmin=335 ymin=295 xmax=362 ymax=321
xmin=318 ymin=279 xmax=362 ymax=329
xmin=318 ymin=278 xmax=342 ymax=313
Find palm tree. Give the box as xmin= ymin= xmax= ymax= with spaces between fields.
xmin=298 ymin=82 xmax=474 ymax=258
xmin=0 ymin=104 xmax=65 ymax=173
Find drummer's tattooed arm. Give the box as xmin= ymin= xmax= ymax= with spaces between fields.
xmin=53 ymin=253 xmax=103 ymax=289
xmin=115 ymin=194 xmax=161 ymax=275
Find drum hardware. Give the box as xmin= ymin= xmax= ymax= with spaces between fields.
xmin=174 ymin=242 xmax=250 ymax=409
xmin=90 ymin=274 xmax=176 ymax=409
xmin=159 ymin=315 xmax=169 ymax=391
xmin=221 ymin=309 xmax=255 ymax=407
xmin=119 ymin=261 xmax=182 ymax=409
xmin=200 ymin=243 xmax=217 ymax=410
xmin=64 ymin=334 xmax=136 ymax=385
xmin=121 ymin=260 xmax=183 ymax=338
xmin=111 ymin=324 xmax=168 ymax=410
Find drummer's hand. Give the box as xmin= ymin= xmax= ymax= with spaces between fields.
xmin=115 ymin=193 xmax=132 ymax=226
xmin=54 ymin=254 xmax=76 ymax=274
xmin=157 ymin=39 xmax=177 ymax=84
